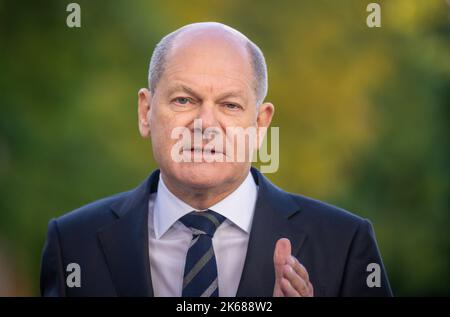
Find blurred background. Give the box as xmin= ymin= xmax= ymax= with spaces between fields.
xmin=0 ymin=0 xmax=449 ymax=296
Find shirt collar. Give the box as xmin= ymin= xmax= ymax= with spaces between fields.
xmin=153 ymin=171 xmax=258 ymax=239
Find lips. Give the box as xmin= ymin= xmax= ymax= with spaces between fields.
xmin=184 ymin=147 xmax=222 ymax=155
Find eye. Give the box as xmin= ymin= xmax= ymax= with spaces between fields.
xmin=173 ymin=97 xmax=192 ymax=105
xmin=224 ymin=103 xmax=243 ymax=111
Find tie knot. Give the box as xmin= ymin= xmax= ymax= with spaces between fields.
xmin=179 ymin=209 xmax=226 ymax=237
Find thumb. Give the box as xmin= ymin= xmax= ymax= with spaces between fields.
xmin=274 ymin=238 xmax=291 ymax=280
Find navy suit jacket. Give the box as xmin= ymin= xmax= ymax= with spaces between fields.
xmin=40 ymin=168 xmax=393 ymax=296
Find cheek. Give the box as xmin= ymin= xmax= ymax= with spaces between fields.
xmin=223 ymin=115 xmax=257 ymax=130
xmin=150 ymin=111 xmax=188 ymax=151
xmin=149 ymin=106 xmax=171 ymax=132
xmin=149 ymin=113 xmax=170 ymax=146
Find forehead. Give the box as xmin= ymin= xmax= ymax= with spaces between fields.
xmin=160 ymin=29 xmax=255 ymax=96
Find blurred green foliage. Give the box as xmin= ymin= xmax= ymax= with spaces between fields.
xmin=0 ymin=0 xmax=449 ymax=296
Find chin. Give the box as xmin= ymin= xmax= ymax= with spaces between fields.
xmin=171 ymin=162 xmax=237 ymax=189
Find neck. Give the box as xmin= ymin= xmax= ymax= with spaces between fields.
xmin=161 ymin=171 xmax=249 ymax=210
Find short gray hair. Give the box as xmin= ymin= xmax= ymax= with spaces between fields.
xmin=148 ymin=24 xmax=268 ymax=105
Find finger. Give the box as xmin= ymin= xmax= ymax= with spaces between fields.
xmin=273 ymin=238 xmax=291 ymax=280
xmin=282 ymin=264 xmax=309 ymax=297
xmin=307 ymin=281 xmax=314 ymax=297
xmin=288 ymin=256 xmax=310 ymax=283
xmin=273 ymin=284 xmax=283 ymax=297
xmin=280 ymin=278 xmax=300 ymax=297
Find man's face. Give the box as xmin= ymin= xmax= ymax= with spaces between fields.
xmin=139 ymin=30 xmax=273 ymax=192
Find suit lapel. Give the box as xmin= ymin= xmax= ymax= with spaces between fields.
xmin=97 ymin=170 xmax=160 ymax=297
xmin=236 ymin=168 xmax=307 ymax=297
xmin=96 ymin=167 xmax=305 ymax=297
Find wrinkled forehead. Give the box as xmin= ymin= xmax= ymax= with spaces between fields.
xmin=162 ymin=26 xmax=255 ymax=89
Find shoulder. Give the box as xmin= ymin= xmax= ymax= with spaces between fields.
xmin=253 ymin=168 xmax=368 ymax=231
xmin=287 ymin=191 xmax=370 ymax=234
xmin=292 ymin=192 xmax=364 ymax=221
xmin=50 ymin=189 xmax=133 ymax=235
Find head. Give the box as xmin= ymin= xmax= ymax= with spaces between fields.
xmin=138 ymin=22 xmax=274 ymax=195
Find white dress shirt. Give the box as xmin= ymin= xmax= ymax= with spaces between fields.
xmin=148 ymin=171 xmax=258 ymax=297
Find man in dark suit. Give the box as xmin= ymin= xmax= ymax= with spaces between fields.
xmin=41 ymin=22 xmax=392 ymax=297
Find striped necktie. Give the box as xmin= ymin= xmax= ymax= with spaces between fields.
xmin=179 ymin=209 xmax=226 ymax=297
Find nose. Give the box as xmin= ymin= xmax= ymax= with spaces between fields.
xmin=195 ymin=102 xmax=220 ymax=130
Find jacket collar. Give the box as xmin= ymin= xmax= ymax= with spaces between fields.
xmin=98 ymin=168 xmax=306 ymax=297
xmin=236 ymin=168 xmax=306 ymax=296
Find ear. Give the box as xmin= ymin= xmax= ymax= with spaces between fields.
xmin=256 ymin=102 xmax=275 ymax=147
xmin=257 ymin=102 xmax=274 ymax=128
xmin=138 ymin=88 xmax=152 ymax=138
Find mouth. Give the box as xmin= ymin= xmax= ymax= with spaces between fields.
xmin=182 ymin=147 xmax=224 ymax=155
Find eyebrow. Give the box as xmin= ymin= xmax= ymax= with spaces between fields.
xmin=166 ymin=84 xmax=202 ymax=100
xmin=166 ymin=84 xmax=246 ymax=103
xmin=216 ymin=90 xmax=246 ymax=102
